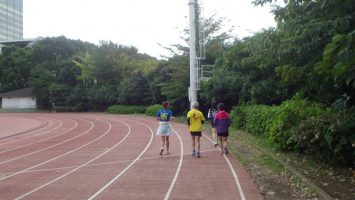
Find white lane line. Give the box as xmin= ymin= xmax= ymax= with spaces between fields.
xmin=0 ymin=116 xmax=48 ymax=140
xmin=164 ymin=125 xmax=184 ymax=200
xmin=14 ymin=119 xmax=131 ymax=200
xmin=0 ymin=119 xmax=91 ymax=165
xmin=0 ymin=119 xmax=61 ymax=146
xmin=5 ymin=149 xmax=218 ymax=175
xmin=0 ymin=119 xmax=78 ymax=154
xmin=122 ymin=116 xmax=184 ymax=200
xmin=0 ymin=119 xmax=96 ymax=181
xmin=202 ymin=130 xmax=246 ymax=200
xmin=88 ymin=118 xmax=154 ymax=200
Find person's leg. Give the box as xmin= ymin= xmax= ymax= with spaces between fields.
xmin=223 ymin=136 xmax=228 ymax=154
xmin=191 ymin=135 xmax=196 ymax=156
xmin=166 ymin=136 xmax=170 ymax=154
xmin=218 ymin=135 xmax=223 ymax=154
xmin=159 ymin=136 xmax=165 ymax=155
xmin=212 ymin=128 xmax=218 ymax=147
xmin=196 ymin=135 xmax=201 ymax=157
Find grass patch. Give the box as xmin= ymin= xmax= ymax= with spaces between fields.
xmin=257 ymin=153 xmax=285 ymax=172
xmin=229 ymin=128 xmax=286 ymax=172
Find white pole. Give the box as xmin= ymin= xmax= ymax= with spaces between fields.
xmin=188 ymin=0 xmax=197 ymax=108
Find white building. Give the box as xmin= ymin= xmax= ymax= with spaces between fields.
xmin=0 ymin=88 xmax=36 ymax=109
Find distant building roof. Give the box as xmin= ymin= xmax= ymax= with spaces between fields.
xmin=0 ymin=88 xmax=33 ymax=98
xmin=0 ymin=38 xmax=41 ymax=48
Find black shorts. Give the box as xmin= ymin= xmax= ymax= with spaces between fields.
xmin=190 ymin=131 xmax=202 ymax=137
xmin=217 ymin=131 xmax=229 ymax=137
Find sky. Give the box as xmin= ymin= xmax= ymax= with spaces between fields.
xmin=23 ymin=0 xmax=276 ymax=59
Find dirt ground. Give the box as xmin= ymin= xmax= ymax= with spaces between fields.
xmin=227 ymin=130 xmax=355 ymax=200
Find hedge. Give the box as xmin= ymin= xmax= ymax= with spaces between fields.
xmin=106 ymin=105 xmax=147 ymax=114
xmin=231 ymin=99 xmax=355 ymax=166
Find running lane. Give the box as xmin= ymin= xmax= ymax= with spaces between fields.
xmin=0 ymin=113 xmax=262 ymax=200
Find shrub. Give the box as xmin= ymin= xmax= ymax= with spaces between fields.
xmin=230 ymin=99 xmax=355 ymax=166
xmin=106 ymin=105 xmax=146 ymax=114
xmin=145 ymin=104 xmax=162 ymax=116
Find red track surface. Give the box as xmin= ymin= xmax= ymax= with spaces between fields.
xmin=0 ymin=113 xmax=262 ymax=200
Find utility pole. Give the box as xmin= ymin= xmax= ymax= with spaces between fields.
xmin=188 ymin=0 xmax=197 ymax=108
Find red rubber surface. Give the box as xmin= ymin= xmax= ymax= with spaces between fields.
xmin=0 ymin=113 xmax=262 ymax=200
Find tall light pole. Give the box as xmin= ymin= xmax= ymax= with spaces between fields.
xmin=188 ymin=0 xmax=197 ymax=108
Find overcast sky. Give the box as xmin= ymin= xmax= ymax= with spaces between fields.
xmin=23 ymin=0 xmax=276 ymax=58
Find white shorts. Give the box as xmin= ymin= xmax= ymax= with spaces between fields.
xmin=156 ymin=122 xmax=172 ymax=136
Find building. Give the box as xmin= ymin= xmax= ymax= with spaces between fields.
xmin=0 ymin=88 xmax=36 ymax=109
xmin=0 ymin=0 xmax=23 ymax=41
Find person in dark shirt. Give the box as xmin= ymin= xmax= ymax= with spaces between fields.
xmin=207 ymin=101 xmax=218 ymax=147
xmin=213 ymin=103 xmax=231 ymax=155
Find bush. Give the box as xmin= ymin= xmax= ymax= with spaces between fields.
xmin=106 ymin=105 xmax=146 ymax=114
xmin=230 ymin=99 xmax=355 ymax=166
xmin=145 ymin=104 xmax=162 ymax=116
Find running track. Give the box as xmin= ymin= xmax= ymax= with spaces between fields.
xmin=0 ymin=113 xmax=262 ymax=200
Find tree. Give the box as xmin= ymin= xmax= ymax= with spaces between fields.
xmin=118 ymin=69 xmax=152 ymax=105
xmin=0 ymin=46 xmax=32 ymax=92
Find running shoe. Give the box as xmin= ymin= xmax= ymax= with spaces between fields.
xmin=192 ymin=150 xmax=196 ymax=156
xmin=225 ymin=148 xmax=229 ymax=154
xmin=214 ymin=142 xmax=218 ymax=147
xmin=159 ymin=149 xmax=163 ymax=156
xmin=196 ymin=152 xmax=200 ymax=158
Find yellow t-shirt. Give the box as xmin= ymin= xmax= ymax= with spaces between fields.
xmin=187 ymin=109 xmax=205 ymax=132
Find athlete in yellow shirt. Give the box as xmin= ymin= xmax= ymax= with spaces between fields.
xmin=187 ymin=102 xmax=205 ymax=157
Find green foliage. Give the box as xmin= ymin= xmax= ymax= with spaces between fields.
xmin=118 ymin=70 xmax=152 ymax=105
xmin=0 ymin=46 xmax=32 ymax=92
xmin=231 ymin=99 xmax=355 ymax=166
xmin=297 ymin=108 xmax=355 ymax=165
xmin=145 ymin=104 xmax=162 ymax=116
xmin=106 ymin=105 xmax=147 ymax=114
xmin=315 ymin=32 xmax=355 ymax=105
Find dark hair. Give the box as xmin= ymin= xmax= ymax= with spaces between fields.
xmin=211 ymin=101 xmax=217 ymax=109
xmin=162 ymin=101 xmax=169 ymax=108
xmin=217 ymin=103 xmax=224 ymax=110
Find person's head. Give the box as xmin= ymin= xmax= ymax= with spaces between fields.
xmin=162 ymin=101 xmax=169 ymax=109
xmin=211 ymin=101 xmax=217 ymax=109
xmin=217 ymin=103 xmax=224 ymax=111
xmin=192 ymin=102 xmax=199 ymax=109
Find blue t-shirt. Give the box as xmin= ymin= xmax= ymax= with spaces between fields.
xmin=156 ymin=108 xmax=173 ymax=122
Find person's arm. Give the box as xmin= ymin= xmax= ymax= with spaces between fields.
xmin=156 ymin=111 xmax=160 ymax=121
xmin=187 ymin=117 xmax=190 ymax=126
xmin=213 ymin=113 xmax=218 ymax=126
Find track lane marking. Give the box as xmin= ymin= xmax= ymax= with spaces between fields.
xmin=88 ymin=117 xmax=154 ymax=200
xmin=0 ymin=118 xmax=94 ymax=165
xmin=127 ymin=116 xmax=185 ymax=200
xmin=4 ymin=149 xmax=218 ymax=175
xmin=14 ymin=119 xmax=131 ymax=200
xmin=0 ymin=119 xmax=62 ymax=146
xmin=200 ymin=126 xmax=246 ymax=200
xmin=0 ymin=119 xmax=97 ymax=181
xmin=0 ymin=119 xmax=78 ymax=154
xmin=0 ymin=116 xmax=49 ymax=140
xmin=163 ymin=125 xmax=184 ymax=200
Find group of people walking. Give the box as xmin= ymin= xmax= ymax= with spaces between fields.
xmin=156 ymin=101 xmax=231 ymax=157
